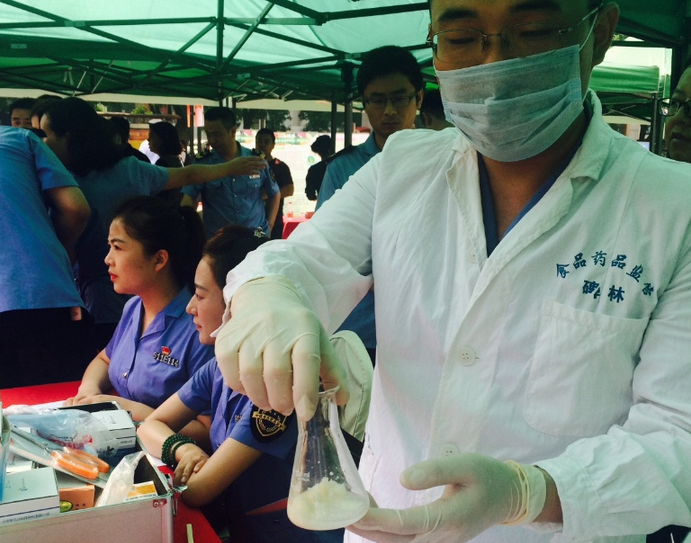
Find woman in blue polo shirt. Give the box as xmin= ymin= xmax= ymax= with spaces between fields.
xmin=66 ymin=196 xmax=214 ymax=443
xmin=41 ymin=97 xmax=267 ymax=357
xmin=138 ymin=225 xmax=342 ymax=543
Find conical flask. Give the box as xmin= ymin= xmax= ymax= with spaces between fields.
xmin=287 ymin=387 xmax=369 ymax=530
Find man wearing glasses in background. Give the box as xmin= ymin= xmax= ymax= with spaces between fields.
xmin=316 ymin=45 xmax=423 ymax=205
xmin=316 ymin=45 xmax=423 ymax=364
xmin=214 ymin=2 xmax=691 ymax=542
xmin=661 ymin=56 xmax=691 ymax=164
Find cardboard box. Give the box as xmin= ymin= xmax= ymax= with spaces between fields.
xmin=56 ymin=471 xmax=95 ymax=511
xmin=0 ymin=447 xmax=173 ymax=543
xmin=125 ymin=480 xmax=159 ymax=502
xmin=0 ymin=467 xmax=60 ymax=524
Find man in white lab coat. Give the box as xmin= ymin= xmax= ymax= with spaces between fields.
xmin=213 ymin=1 xmax=691 ymax=542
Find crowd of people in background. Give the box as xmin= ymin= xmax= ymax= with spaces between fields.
xmin=4 ymin=7 xmax=691 ymax=540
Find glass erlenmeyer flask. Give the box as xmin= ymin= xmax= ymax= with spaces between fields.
xmin=287 ymin=387 xmax=369 ymax=530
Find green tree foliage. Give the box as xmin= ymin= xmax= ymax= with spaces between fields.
xmin=298 ymin=110 xmax=332 ymax=132
xmin=238 ymin=109 xmax=290 ymax=131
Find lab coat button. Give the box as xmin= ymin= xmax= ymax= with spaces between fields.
xmin=122 ymin=372 xmax=128 ymax=379
xmin=468 ymin=251 xmax=478 ymax=263
xmin=441 ymin=444 xmax=459 ymax=456
xmin=458 ymin=347 xmax=476 ymax=365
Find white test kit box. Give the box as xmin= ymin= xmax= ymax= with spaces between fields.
xmin=0 ymin=467 xmax=60 ymax=524
xmin=91 ymin=409 xmax=137 ymax=450
xmin=59 ymin=401 xmax=137 ymax=452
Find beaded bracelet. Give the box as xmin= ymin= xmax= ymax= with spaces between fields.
xmin=161 ymin=434 xmax=196 ymax=469
xmin=169 ymin=438 xmax=195 ymax=465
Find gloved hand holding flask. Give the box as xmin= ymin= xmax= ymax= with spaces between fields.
xmin=215 ymin=275 xmax=349 ymax=420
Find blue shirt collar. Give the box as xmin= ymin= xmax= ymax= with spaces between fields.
xmin=363 ymin=131 xmax=381 ymax=158
xmin=479 ymin=115 xmax=590 ymax=256
xmin=141 ymin=286 xmax=192 ymax=336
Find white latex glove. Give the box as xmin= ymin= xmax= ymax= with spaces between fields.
xmin=215 ymin=275 xmax=349 ymax=419
xmin=348 ymin=453 xmax=547 ymax=543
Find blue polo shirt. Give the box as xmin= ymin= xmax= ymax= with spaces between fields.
xmin=178 ymin=358 xmax=297 ymax=455
xmin=0 ymin=127 xmax=83 ymax=313
xmin=315 ymin=132 xmax=379 ymax=350
xmin=316 ymin=132 xmax=379 ymax=207
xmin=106 ymin=287 xmax=213 ymax=408
xmin=181 ymin=145 xmax=278 ymax=238
xmin=178 ymin=359 xmax=343 ymax=542
xmin=75 ymin=156 xmax=170 ymax=324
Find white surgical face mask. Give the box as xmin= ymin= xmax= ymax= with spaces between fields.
xmin=436 ymin=44 xmax=586 ymax=162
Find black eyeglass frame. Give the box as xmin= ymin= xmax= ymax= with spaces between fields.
xmin=362 ymin=94 xmax=418 ymax=110
xmin=659 ymin=99 xmax=691 ymax=118
xmin=426 ymin=3 xmax=604 ymax=63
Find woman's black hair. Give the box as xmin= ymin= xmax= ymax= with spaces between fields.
xmin=42 ymin=97 xmax=123 ymax=176
xmin=149 ymin=121 xmax=184 ymax=156
xmin=202 ymin=225 xmax=268 ymax=289
xmin=112 ymin=196 xmax=205 ymax=291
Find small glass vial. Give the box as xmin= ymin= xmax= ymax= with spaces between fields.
xmin=287 ymin=387 xmax=369 ymax=530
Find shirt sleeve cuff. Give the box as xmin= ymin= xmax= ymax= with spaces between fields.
xmin=535 ymin=455 xmax=604 ymax=543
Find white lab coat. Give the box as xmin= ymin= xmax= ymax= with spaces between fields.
xmin=224 ymin=94 xmax=691 ymax=543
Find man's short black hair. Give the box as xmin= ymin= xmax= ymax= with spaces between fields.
xmin=356 ymin=45 xmax=424 ymax=96
xmin=9 ymin=97 xmax=36 ymax=116
xmin=256 ymin=127 xmax=276 ymax=143
xmin=110 ymin=117 xmax=131 ymax=143
xmin=205 ymin=107 xmax=237 ymax=130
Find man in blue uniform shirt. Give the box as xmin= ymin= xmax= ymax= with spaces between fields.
xmin=182 ymin=107 xmax=279 ymax=239
xmin=316 ymin=45 xmax=423 ymax=362
xmin=0 ymin=126 xmax=90 ymax=386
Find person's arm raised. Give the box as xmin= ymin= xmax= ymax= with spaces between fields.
xmin=164 ymin=156 xmax=267 ymax=190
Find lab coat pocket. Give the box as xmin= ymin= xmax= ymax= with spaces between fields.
xmin=523 ymin=300 xmax=648 ymax=437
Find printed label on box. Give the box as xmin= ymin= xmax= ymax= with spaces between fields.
xmin=0 ymin=467 xmax=60 ymax=523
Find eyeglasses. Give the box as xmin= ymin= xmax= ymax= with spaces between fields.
xmin=363 ymin=94 xmax=417 ymax=110
xmin=659 ymin=99 xmax=691 ymax=118
xmin=427 ymin=4 xmax=602 ymax=67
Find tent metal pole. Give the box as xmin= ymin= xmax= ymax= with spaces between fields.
xmin=330 ymin=91 xmax=337 ymax=155
xmin=345 ymin=101 xmax=353 ymax=148
xmin=649 ymin=93 xmax=663 ymax=156
xmin=216 ymin=0 xmax=224 ymax=72
xmin=342 ymin=62 xmax=354 ymax=148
